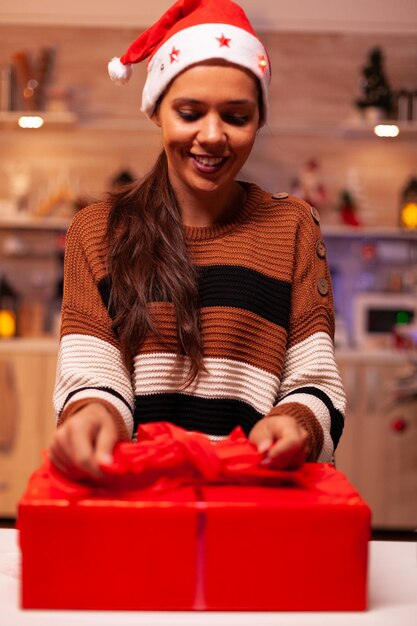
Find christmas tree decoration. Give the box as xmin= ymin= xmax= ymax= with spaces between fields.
xmin=355 ymin=47 xmax=393 ymax=120
xmin=399 ymin=175 xmax=417 ymax=229
xmin=338 ymin=190 xmax=361 ymax=227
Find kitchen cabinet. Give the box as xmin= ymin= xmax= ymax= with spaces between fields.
xmin=335 ymin=351 xmax=417 ymax=530
xmin=1 ymin=339 xmax=416 ymax=528
xmin=0 ymin=339 xmax=58 ymax=517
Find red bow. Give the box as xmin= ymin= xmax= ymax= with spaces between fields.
xmin=46 ymin=423 xmax=304 ymax=497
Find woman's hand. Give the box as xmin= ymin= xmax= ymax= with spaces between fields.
xmin=49 ymin=403 xmax=120 ymax=480
xmin=249 ymin=415 xmax=309 ymax=470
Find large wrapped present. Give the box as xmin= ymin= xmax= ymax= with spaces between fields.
xmin=18 ymin=423 xmax=371 ymax=611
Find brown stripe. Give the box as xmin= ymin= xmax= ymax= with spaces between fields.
xmin=61 ymin=203 xmax=113 ymax=341
xmin=287 ymin=305 xmax=334 ymax=349
xmin=141 ymin=306 xmax=287 ymax=376
xmin=190 ymin=205 xmax=298 ymax=283
xmin=61 ymin=307 xmax=119 ymax=349
xmin=287 ymin=204 xmax=334 ymax=323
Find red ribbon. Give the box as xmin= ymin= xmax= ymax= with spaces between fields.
xmin=45 ymin=423 xmax=305 ymax=497
xmin=41 ymin=423 xmax=359 ymax=503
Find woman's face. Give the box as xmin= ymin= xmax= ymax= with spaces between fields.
xmin=153 ymin=62 xmax=260 ymax=199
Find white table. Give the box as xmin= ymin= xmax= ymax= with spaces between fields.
xmin=1 ymin=529 xmax=416 ymax=626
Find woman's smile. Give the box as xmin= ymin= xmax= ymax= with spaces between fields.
xmin=190 ymin=152 xmax=229 ymax=173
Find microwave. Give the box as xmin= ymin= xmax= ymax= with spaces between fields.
xmin=353 ymin=292 xmax=417 ymax=348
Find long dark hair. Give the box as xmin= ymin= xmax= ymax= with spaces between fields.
xmin=106 ymin=72 xmax=263 ymax=384
xmin=106 ymin=151 xmax=204 ymax=384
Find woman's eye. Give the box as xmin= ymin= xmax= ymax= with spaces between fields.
xmin=177 ymin=110 xmax=200 ymax=121
xmin=223 ymin=114 xmax=249 ymax=126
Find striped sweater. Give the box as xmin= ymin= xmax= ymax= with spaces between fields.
xmin=53 ymin=182 xmax=345 ymax=462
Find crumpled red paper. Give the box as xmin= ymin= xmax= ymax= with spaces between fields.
xmin=42 ymin=422 xmax=360 ymax=503
xmin=46 ymin=422 xmax=306 ymax=497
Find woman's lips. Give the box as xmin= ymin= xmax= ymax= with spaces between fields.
xmin=190 ymin=153 xmax=228 ymax=174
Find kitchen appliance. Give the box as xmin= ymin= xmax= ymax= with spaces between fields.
xmin=353 ymin=292 xmax=417 ymax=349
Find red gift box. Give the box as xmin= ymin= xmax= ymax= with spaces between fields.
xmin=18 ymin=423 xmax=371 ymax=611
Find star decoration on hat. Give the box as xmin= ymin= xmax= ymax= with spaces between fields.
xmin=216 ymin=33 xmax=231 ymax=48
xmin=170 ymin=46 xmax=180 ymax=63
xmin=258 ymin=54 xmax=268 ymax=74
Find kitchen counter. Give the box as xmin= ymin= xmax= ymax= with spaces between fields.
xmin=335 ymin=348 xmax=411 ymax=363
xmin=0 ymin=530 xmax=416 ymax=625
xmin=0 ymin=337 xmax=59 ymax=354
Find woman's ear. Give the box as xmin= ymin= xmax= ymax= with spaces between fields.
xmin=151 ymin=110 xmax=162 ymax=127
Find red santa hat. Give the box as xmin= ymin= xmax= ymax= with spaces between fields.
xmin=108 ymin=0 xmax=271 ymax=125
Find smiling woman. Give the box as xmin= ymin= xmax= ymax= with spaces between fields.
xmin=49 ymin=0 xmax=346 ymax=481
xmin=153 ymin=61 xmax=260 ymax=224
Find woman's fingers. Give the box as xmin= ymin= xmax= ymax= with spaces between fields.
xmin=49 ymin=405 xmax=119 ymax=480
xmin=248 ymin=417 xmax=274 ymax=451
xmin=68 ymin=417 xmax=102 ymax=478
xmin=94 ymin=418 xmax=118 ymax=467
xmin=262 ymin=437 xmax=307 ymax=470
xmin=249 ymin=415 xmax=309 ymax=470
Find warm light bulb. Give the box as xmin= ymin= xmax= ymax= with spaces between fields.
xmin=18 ymin=115 xmax=44 ymax=129
xmin=0 ymin=310 xmax=16 ymax=337
xmin=374 ymin=124 xmax=400 ymax=138
xmin=400 ymin=202 xmax=417 ymax=229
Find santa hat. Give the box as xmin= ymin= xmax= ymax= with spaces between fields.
xmin=108 ymin=0 xmax=271 ymax=125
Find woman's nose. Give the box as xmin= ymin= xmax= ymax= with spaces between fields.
xmin=197 ymin=113 xmax=227 ymax=147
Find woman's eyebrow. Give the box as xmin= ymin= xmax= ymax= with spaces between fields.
xmin=172 ymin=98 xmax=256 ymax=106
xmin=172 ymin=98 xmax=203 ymax=105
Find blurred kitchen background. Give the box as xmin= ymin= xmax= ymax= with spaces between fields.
xmin=0 ymin=1 xmax=416 ymax=533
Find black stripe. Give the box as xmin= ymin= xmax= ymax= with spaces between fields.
xmin=133 ymin=394 xmax=262 ymax=437
xmin=281 ymin=386 xmax=344 ymax=448
xmin=197 ymin=265 xmax=291 ymax=328
xmin=62 ymin=386 xmax=133 ymax=416
xmin=97 ymin=275 xmax=115 ymax=318
xmin=98 ymin=266 xmax=292 ymax=330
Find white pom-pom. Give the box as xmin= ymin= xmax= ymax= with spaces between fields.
xmin=108 ymin=57 xmax=132 ymax=84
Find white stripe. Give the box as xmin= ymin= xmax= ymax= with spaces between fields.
xmin=133 ymin=353 xmax=280 ymax=416
xmin=54 ymin=334 xmax=134 ymax=435
xmin=279 ymin=332 xmax=346 ymax=413
xmin=277 ymin=392 xmax=334 ymax=462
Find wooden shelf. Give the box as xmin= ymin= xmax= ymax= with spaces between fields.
xmin=0 ymin=110 xmax=77 ymax=128
xmin=0 ymin=337 xmax=59 ymax=354
xmin=339 ymin=119 xmax=417 ymax=139
xmin=2 ymin=111 xmax=416 ymax=137
xmin=0 ymin=215 xmax=70 ymax=230
xmin=322 ymin=225 xmax=417 ymax=239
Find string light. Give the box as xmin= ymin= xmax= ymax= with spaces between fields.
xmin=374 ymin=124 xmax=400 ymax=138
xmin=18 ymin=115 xmax=44 ymax=129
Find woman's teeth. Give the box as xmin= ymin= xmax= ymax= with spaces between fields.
xmin=192 ymin=155 xmax=225 ymax=166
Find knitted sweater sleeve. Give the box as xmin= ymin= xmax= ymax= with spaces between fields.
xmin=266 ymin=201 xmax=346 ymax=462
xmin=52 ymin=205 xmax=134 ymax=440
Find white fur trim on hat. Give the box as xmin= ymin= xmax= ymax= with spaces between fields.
xmin=141 ymin=23 xmax=270 ymax=125
xmin=108 ymin=57 xmax=133 ymax=84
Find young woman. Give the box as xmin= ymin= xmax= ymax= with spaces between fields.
xmin=50 ymin=0 xmax=345 ymax=480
